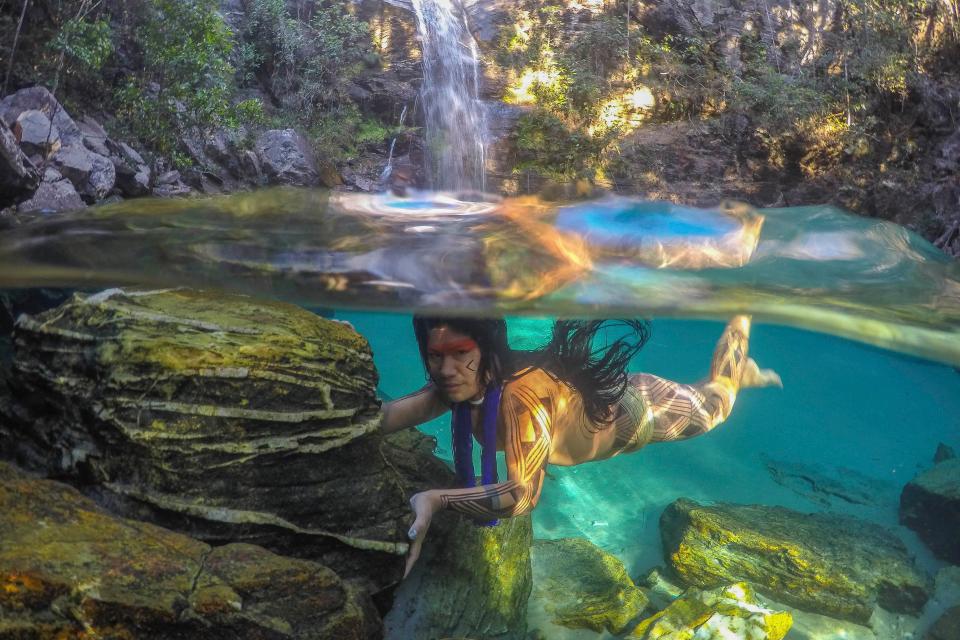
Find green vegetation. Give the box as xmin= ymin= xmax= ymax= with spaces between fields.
xmin=116 ymin=0 xmax=254 ymax=156
xmin=0 ymin=0 xmax=383 ymax=165
xmin=494 ymin=0 xmax=959 ymax=197
xmin=237 ymin=0 xmax=385 ymax=162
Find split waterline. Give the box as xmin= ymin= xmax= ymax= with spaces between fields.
xmin=0 ymin=189 xmax=958 ymax=368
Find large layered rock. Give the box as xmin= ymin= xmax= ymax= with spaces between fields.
xmin=0 ymin=461 xmax=380 ymax=638
xmin=385 ymin=514 xmax=533 ymax=640
xmin=628 ymin=583 xmax=792 ymax=639
xmin=529 ymin=538 xmax=648 ymax=635
xmin=2 ymin=288 xmax=403 ymax=588
xmin=900 ymin=458 xmax=960 ymax=565
xmin=660 ymin=498 xmax=931 ymax=623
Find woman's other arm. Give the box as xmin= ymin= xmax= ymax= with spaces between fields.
xmin=381 ymin=384 xmax=450 ymax=434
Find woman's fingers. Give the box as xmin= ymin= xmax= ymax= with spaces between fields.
xmin=404 ymin=536 xmax=423 ymax=578
xmin=403 ymin=493 xmax=434 ymax=578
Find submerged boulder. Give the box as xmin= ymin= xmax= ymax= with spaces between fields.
xmin=0 ymin=461 xmax=381 ymax=638
xmin=528 ymin=538 xmax=649 ymax=635
xmin=385 ymin=513 xmax=533 ymax=640
xmin=660 ymin=498 xmax=930 ymax=624
xmin=900 ymin=458 xmax=960 ymax=564
xmin=628 ymin=582 xmax=792 ymax=639
xmin=2 ymin=288 xmax=403 ymax=587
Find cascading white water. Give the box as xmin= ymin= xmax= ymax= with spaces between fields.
xmin=410 ymin=0 xmax=488 ymax=192
xmin=380 ymin=104 xmax=408 ymax=184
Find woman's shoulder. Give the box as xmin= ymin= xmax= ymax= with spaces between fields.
xmin=503 ymin=366 xmax=564 ymax=393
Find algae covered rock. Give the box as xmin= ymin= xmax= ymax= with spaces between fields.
xmin=529 ymin=537 xmax=649 ymax=634
xmin=900 ymin=457 xmax=960 ymax=564
xmin=628 ymin=582 xmax=792 ymax=639
xmin=2 ymin=288 xmax=410 ymax=588
xmin=385 ymin=514 xmax=533 ymax=640
xmin=0 ymin=461 xmax=380 ymax=638
xmin=660 ymin=498 xmax=930 ymax=623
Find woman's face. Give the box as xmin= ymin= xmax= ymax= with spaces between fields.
xmin=426 ymin=325 xmax=484 ymax=403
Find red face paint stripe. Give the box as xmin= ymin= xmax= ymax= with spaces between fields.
xmin=427 ymin=338 xmax=479 ymax=357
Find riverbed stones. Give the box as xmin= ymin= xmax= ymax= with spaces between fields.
xmin=57 ymin=144 xmax=115 ymax=201
xmin=660 ymin=498 xmax=931 ymax=623
xmin=528 ymin=538 xmax=649 ymax=634
xmin=900 ymin=458 xmax=960 ymax=564
xmin=0 ymin=460 xmax=380 ymax=639
xmin=15 ymin=172 xmax=86 ymax=213
xmin=926 ymin=605 xmax=960 ymax=640
xmin=628 ymin=582 xmax=792 ymax=639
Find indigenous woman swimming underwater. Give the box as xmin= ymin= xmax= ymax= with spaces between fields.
xmin=381 ymin=316 xmax=782 ymax=576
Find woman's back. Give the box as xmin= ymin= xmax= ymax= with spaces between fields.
xmin=481 ymin=367 xmax=622 ymax=466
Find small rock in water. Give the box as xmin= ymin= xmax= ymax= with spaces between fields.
xmin=934 ymin=442 xmax=956 ymax=463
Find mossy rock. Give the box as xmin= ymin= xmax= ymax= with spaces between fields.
xmin=0 ymin=461 xmax=380 ymax=638
xmin=529 ymin=537 xmax=649 ymax=634
xmin=385 ymin=514 xmax=533 ymax=640
xmin=1 ymin=288 xmax=415 ymax=590
xmin=628 ymin=582 xmax=792 ymax=639
xmin=660 ymin=498 xmax=930 ymax=624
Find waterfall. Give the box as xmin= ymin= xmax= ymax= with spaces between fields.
xmin=380 ymin=104 xmax=408 ymax=184
xmin=410 ymin=0 xmax=488 ymax=193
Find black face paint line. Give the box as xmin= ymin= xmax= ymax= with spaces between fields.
xmin=466 ymin=359 xmax=477 ymax=371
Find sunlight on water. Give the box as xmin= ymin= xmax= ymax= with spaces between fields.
xmin=0 ymin=188 xmax=958 ymax=367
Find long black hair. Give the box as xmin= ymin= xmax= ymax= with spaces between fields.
xmin=412 ymin=316 xmax=651 ymax=425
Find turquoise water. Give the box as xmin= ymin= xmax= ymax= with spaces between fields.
xmin=349 ymin=311 xmax=958 ymax=558
xmin=345 ymin=310 xmax=959 ymax=637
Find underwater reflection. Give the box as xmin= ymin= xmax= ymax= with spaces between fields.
xmin=0 ymin=188 xmax=958 ymax=366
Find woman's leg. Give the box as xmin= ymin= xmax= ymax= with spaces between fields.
xmin=610 ymin=316 xmax=780 ymax=452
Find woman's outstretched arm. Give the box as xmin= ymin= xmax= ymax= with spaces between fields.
xmin=403 ymin=377 xmax=551 ymax=576
xmin=381 ymin=384 xmax=450 ymax=434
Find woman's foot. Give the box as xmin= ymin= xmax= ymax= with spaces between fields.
xmin=742 ymin=357 xmax=782 ymax=388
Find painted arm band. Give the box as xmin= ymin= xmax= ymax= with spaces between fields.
xmin=438 ymin=379 xmax=551 ymax=520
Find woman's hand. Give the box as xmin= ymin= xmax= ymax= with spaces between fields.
xmin=404 ymin=490 xmax=443 ymax=578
